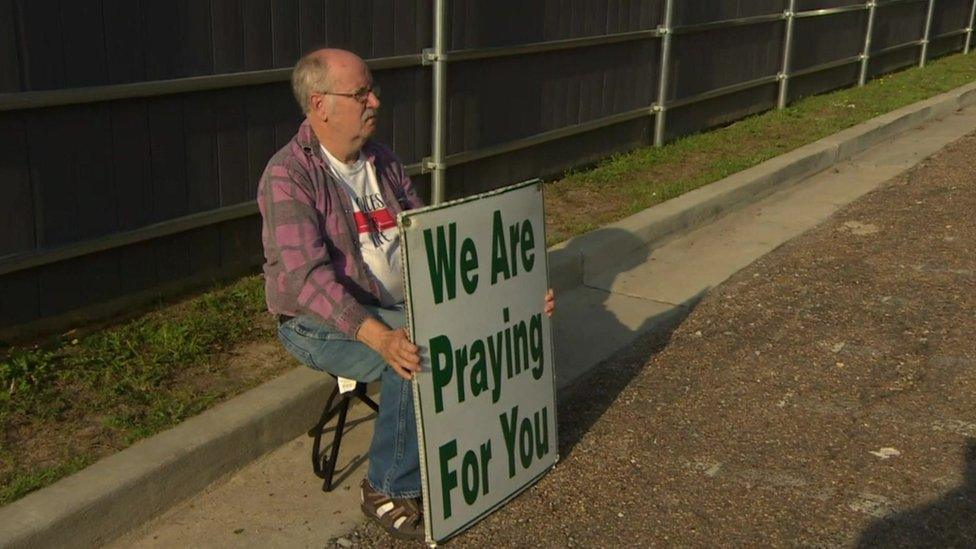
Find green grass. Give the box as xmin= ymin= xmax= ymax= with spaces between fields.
xmin=0 ymin=275 xmax=270 ymax=504
xmin=2 ymin=50 xmax=976 ymax=507
xmin=544 ymin=51 xmax=976 ymax=244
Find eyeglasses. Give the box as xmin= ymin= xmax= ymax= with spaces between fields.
xmin=319 ymin=85 xmax=381 ymax=104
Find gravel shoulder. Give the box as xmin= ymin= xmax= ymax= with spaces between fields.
xmin=344 ymin=132 xmax=976 ymax=547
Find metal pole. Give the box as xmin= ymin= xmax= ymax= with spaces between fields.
xmin=859 ymin=1 xmax=877 ymax=86
xmin=965 ymin=0 xmax=976 ymax=54
xmin=778 ymin=1 xmax=797 ymax=109
xmin=919 ymin=0 xmax=935 ymax=67
xmin=653 ymin=0 xmax=675 ymax=147
xmin=429 ymin=0 xmax=448 ymax=204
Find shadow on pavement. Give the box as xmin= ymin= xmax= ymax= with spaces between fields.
xmin=857 ymin=438 xmax=976 ymax=547
xmin=550 ymin=227 xmax=706 ymax=460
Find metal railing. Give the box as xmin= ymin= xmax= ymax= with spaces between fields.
xmin=1 ymin=0 xmax=974 ymax=281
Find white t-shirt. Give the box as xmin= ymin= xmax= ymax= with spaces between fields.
xmin=321 ymin=145 xmax=404 ymax=307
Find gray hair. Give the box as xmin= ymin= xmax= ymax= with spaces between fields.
xmin=292 ymin=52 xmax=333 ymax=114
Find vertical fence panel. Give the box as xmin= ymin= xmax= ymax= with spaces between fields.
xmin=0 ymin=269 xmax=39 ymax=327
xmin=243 ymin=0 xmax=274 ymax=71
xmin=60 ymin=1 xmax=109 ymax=88
xmin=246 ymin=85 xmax=279 ymax=198
xmin=71 ymin=105 xmax=118 ymax=241
xmin=215 ymin=90 xmax=249 ymax=206
xmin=107 ymin=104 xmax=156 ymax=320
xmin=143 ymin=0 xmax=184 ymax=80
xmin=148 ymin=97 xmax=189 ymax=222
xmin=16 ymin=0 xmax=65 ymax=91
xmin=184 ymin=94 xmax=221 ymax=214
xmin=103 ymin=0 xmax=147 ymax=84
xmin=0 ymin=0 xmax=20 ymax=92
xmin=325 ymin=0 xmax=352 ymax=50
xmin=295 ymin=0 xmax=323 ymax=53
xmin=0 ymin=113 xmax=33 ymax=256
xmin=272 ymin=0 xmax=301 ymax=68
xmin=213 ymin=0 xmax=245 ymax=73
xmin=181 ymin=0 xmax=215 ymax=77
xmin=111 ymin=101 xmax=155 ymax=231
xmin=26 ymin=110 xmax=72 ymax=247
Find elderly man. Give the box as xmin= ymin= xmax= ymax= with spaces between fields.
xmin=258 ymin=49 xmax=553 ymax=541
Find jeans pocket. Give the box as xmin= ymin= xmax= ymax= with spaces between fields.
xmin=290 ymin=316 xmax=353 ymax=341
xmin=277 ymin=326 xmax=316 ymax=368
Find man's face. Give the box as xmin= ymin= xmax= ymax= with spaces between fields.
xmin=314 ymin=58 xmax=380 ymax=145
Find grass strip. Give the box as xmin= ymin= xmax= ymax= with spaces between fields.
xmin=2 ymin=51 xmax=975 ymax=506
xmin=544 ymin=52 xmax=976 ymax=244
xmin=0 ymin=275 xmax=273 ymax=505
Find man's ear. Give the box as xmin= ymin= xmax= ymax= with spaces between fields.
xmin=309 ymin=94 xmax=329 ymax=122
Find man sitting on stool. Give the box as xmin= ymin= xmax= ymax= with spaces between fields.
xmin=257 ymin=48 xmax=554 ymax=541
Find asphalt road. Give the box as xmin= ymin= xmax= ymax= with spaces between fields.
xmin=344 ymin=132 xmax=976 ymax=547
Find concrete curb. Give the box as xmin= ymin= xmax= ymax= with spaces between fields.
xmin=3 ymin=80 xmax=976 ymax=548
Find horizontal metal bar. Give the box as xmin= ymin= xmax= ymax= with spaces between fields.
xmin=794 ymin=4 xmax=869 ymax=19
xmin=441 ymin=29 xmax=661 ymax=63
xmin=874 ymin=0 xmax=928 ymax=7
xmin=872 ymin=39 xmax=924 ymax=57
xmin=441 ymin=106 xmax=654 ymax=168
xmin=0 ymin=54 xmax=423 ymax=112
xmin=790 ymin=54 xmax=863 ymax=78
xmin=672 ymin=13 xmax=785 ymax=35
xmin=666 ymin=74 xmax=780 ymax=109
xmin=0 ymin=161 xmax=423 ymax=275
xmin=930 ymin=27 xmax=971 ymax=41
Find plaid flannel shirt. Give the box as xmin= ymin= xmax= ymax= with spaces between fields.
xmin=257 ymin=120 xmax=424 ymax=338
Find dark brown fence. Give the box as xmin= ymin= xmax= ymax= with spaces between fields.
xmin=0 ymin=0 xmax=973 ymax=335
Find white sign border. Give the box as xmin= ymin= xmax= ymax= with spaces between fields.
xmin=397 ymin=178 xmax=560 ymax=545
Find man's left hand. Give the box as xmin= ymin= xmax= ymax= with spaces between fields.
xmin=544 ymin=288 xmax=555 ymax=317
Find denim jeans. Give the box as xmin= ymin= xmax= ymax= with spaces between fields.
xmin=277 ymin=305 xmax=421 ymax=498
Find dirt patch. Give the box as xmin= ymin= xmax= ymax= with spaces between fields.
xmin=344 ymin=134 xmax=976 ymax=546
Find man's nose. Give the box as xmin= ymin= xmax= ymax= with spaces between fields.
xmin=367 ymin=91 xmax=380 ymax=110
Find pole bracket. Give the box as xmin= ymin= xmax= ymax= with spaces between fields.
xmin=422 ymin=158 xmax=445 ymax=172
xmin=422 ymin=48 xmax=439 ymax=65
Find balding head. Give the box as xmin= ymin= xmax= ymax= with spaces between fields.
xmin=291 ymin=48 xmax=368 ymax=114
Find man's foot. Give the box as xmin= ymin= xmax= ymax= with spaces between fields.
xmin=360 ymin=478 xmax=424 ymax=541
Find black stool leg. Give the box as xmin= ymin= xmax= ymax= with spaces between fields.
xmin=353 ymin=383 xmax=379 ymax=412
xmin=310 ymin=384 xmax=344 ymax=485
xmin=321 ymin=396 xmax=351 ymax=491
xmin=309 ymin=381 xmax=378 ymax=492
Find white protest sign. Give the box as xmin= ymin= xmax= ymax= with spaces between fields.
xmin=398 ymin=179 xmax=558 ymax=543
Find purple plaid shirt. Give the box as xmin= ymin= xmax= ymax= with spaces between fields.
xmin=257 ymin=120 xmax=424 ymax=338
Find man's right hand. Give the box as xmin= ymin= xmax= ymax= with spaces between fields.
xmin=357 ymin=317 xmax=421 ymax=380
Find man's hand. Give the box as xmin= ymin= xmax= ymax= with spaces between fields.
xmin=357 ymin=317 xmax=420 ymax=380
xmin=544 ymin=288 xmax=555 ymax=317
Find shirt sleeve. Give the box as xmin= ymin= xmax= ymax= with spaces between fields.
xmin=397 ymin=161 xmax=426 ymax=210
xmin=258 ymin=162 xmax=371 ymax=339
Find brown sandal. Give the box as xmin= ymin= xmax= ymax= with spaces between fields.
xmin=360 ymin=478 xmax=424 ymax=541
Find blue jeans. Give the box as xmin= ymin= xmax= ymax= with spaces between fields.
xmin=277 ymin=305 xmax=421 ymax=499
